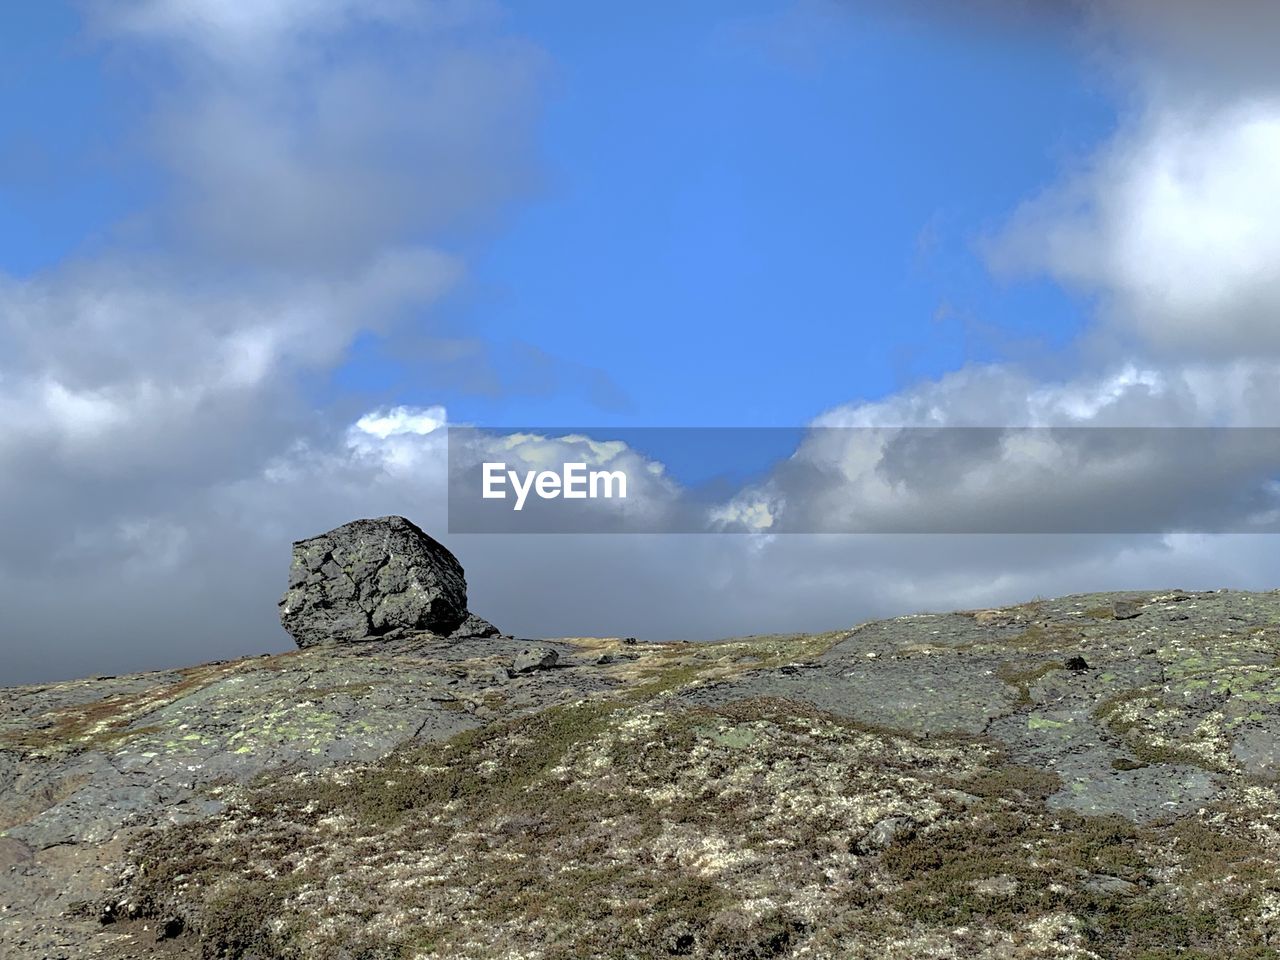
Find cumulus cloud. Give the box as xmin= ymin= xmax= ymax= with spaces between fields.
xmin=986 ymin=1 xmax=1280 ymax=358
xmin=5 ymin=385 xmax=1279 ymax=686
xmin=88 ymin=0 xmax=543 ymax=269
xmin=0 ymin=249 xmax=459 ymax=582
xmin=0 ymin=1 xmax=545 ymax=682
xmin=710 ymin=363 xmax=1280 ymax=535
xmin=990 ymin=103 xmax=1280 ymax=356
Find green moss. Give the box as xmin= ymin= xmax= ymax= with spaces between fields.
xmin=998 ymin=660 xmax=1064 ymax=706
xmin=948 ymin=763 xmax=1062 ymax=802
xmin=1093 ymin=689 xmax=1226 ymax=772
xmin=109 ymin=655 xmax=1280 ymax=960
xmin=1007 ymin=622 xmax=1084 ymax=653
xmin=264 ymin=698 xmax=622 ymax=826
xmin=200 ymin=880 xmax=296 ymax=960
xmin=878 ymin=809 xmax=1264 ymax=956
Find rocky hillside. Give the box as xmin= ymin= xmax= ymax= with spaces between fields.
xmin=3 ymin=568 xmax=1280 ymax=957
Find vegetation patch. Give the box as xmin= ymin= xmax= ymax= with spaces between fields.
xmin=1 ymin=662 xmax=249 ymax=756
xmin=107 ymin=679 xmax=1280 ymax=959
xmin=997 ymin=660 xmax=1064 ymax=706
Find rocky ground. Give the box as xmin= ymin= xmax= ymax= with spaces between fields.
xmin=3 ymin=588 xmax=1280 ymax=959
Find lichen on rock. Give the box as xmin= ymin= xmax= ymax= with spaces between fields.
xmin=278 ymin=516 xmax=492 ymax=647
xmin=6 ymin=585 xmax=1280 ymax=958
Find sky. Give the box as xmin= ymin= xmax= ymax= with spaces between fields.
xmin=3 ymin=0 xmax=1280 ymax=684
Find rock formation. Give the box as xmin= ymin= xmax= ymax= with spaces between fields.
xmin=5 ymin=587 xmax=1280 ymax=958
xmin=278 ymin=516 xmax=497 ymax=646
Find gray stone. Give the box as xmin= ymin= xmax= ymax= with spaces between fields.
xmin=1084 ymin=874 xmax=1139 ymax=896
xmin=1231 ymin=721 xmax=1280 ymax=779
xmin=513 ymin=647 xmax=559 ymax=674
xmin=278 ymin=516 xmax=470 ymax=647
xmin=448 ymin=612 xmax=503 ymax=640
xmin=0 ymin=837 xmax=33 ymax=871
xmin=857 ymin=815 xmax=916 ymax=853
xmin=1113 ymin=599 xmax=1142 ymax=620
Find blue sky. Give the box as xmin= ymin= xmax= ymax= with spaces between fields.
xmin=442 ymin=2 xmax=1117 ymax=427
xmin=0 ymin=5 xmax=127 ymax=274
xmin=6 ymin=0 xmax=1280 ymax=683
xmin=0 ymin=2 xmax=1113 ymax=431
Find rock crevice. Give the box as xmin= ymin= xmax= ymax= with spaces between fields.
xmin=278 ymin=516 xmax=497 ymax=647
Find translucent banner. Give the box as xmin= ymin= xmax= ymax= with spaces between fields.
xmin=447 ymin=426 xmax=1280 ymax=534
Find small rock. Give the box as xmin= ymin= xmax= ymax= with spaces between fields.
xmin=513 ymin=647 xmax=559 ymax=674
xmin=0 ymin=837 xmax=33 ymax=871
xmin=970 ymin=874 xmax=1019 ymax=896
xmin=1065 ymin=656 xmax=1090 ymax=671
xmin=156 ymin=916 xmax=184 ymax=941
xmin=1084 ymin=874 xmax=1139 ymax=896
xmin=1112 ymin=600 xmax=1142 ymax=620
xmin=594 ymin=653 xmax=617 ymax=666
xmin=1112 ymin=757 xmax=1147 ymax=771
xmin=973 ymin=609 xmax=1007 ymax=626
xmin=448 ymin=613 xmax=503 ymax=640
xmin=856 ymin=815 xmax=917 ymax=853
xmin=1231 ymin=722 xmax=1280 ymax=780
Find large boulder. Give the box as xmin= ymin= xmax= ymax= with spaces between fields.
xmin=279 ymin=516 xmax=484 ymax=647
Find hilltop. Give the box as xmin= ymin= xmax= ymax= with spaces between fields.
xmin=2 ymin=587 xmax=1279 ymax=958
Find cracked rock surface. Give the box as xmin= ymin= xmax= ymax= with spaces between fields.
xmin=3 ymin=588 xmax=1280 ymax=958
xmin=278 ymin=516 xmax=482 ymax=646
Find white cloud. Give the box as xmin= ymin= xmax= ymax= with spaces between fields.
xmin=986 ymin=1 xmax=1280 ymax=358
xmin=354 ymin=406 xmax=448 ymax=440
xmin=0 ymin=0 xmax=543 ymax=686
xmin=710 ymin=360 xmax=1280 ymax=535
xmin=0 ymin=249 xmax=457 ymax=478
xmin=990 ymin=102 xmax=1280 ymax=355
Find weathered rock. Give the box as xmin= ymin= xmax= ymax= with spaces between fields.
xmin=1231 ymin=721 xmax=1280 ymax=780
xmin=856 ymin=815 xmax=917 ymax=853
xmin=448 ymin=612 xmax=503 ymax=640
xmin=1084 ymin=874 xmax=1139 ymax=896
xmin=513 ymin=647 xmax=559 ymax=674
xmin=279 ymin=516 xmax=470 ymax=647
xmin=1112 ymin=599 xmax=1142 ymax=620
xmin=8 ymin=586 xmax=1280 ymax=959
xmin=0 ymin=837 xmax=32 ymax=871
